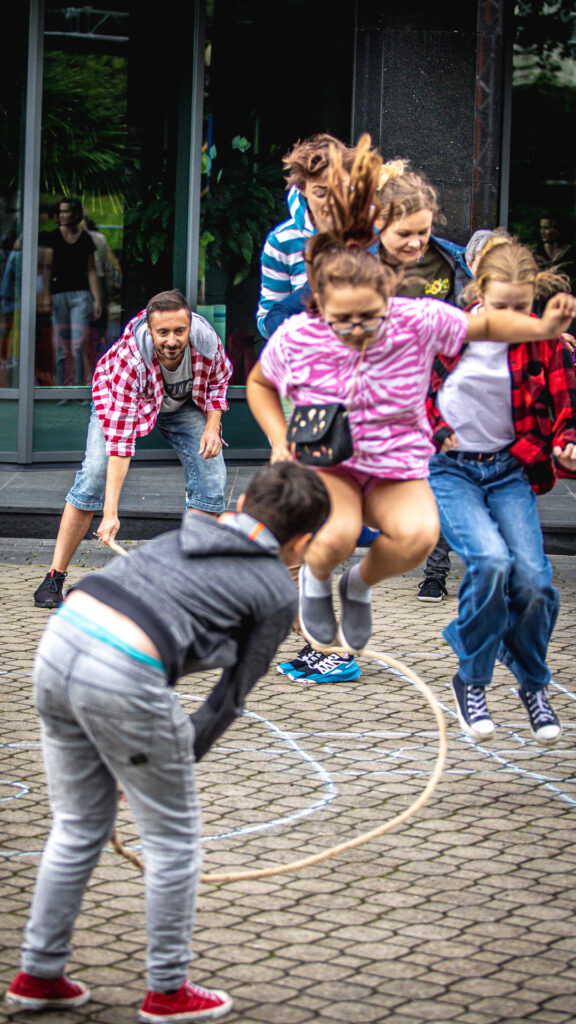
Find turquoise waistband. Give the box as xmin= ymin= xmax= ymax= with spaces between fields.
xmin=56 ymin=603 xmax=165 ymax=673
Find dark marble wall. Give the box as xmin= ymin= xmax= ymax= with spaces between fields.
xmin=353 ymin=0 xmax=506 ymax=245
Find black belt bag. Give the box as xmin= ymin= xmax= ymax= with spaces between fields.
xmin=287 ymin=403 xmax=354 ymax=466
xmin=285 ymin=338 xmax=369 ymax=468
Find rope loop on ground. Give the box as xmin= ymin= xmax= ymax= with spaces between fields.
xmin=111 ymin=646 xmax=447 ymax=885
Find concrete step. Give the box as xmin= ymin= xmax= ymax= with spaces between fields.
xmin=1 ymin=462 xmax=575 ymax=552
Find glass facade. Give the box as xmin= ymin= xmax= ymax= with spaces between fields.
xmin=0 ymin=1 xmax=28 ymax=451
xmin=1 ymin=0 xmax=354 ymax=461
xmin=8 ymin=1 xmax=569 ymax=463
xmin=198 ymin=0 xmax=354 ymax=384
xmin=509 ymin=1 xmax=576 ymax=295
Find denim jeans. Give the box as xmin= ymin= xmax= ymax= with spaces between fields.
xmin=429 ymin=450 xmax=559 ymax=692
xmin=21 ymin=615 xmax=201 ymax=991
xmin=52 ymin=290 xmax=94 ymax=386
xmin=67 ymin=402 xmax=226 ymax=513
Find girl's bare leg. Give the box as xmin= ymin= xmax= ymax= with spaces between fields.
xmin=304 ymin=471 xmax=364 ymax=579
xmin=359 ymin=479 xmax=439 ymax=586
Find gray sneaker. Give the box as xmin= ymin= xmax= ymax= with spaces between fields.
xmin=337 ymin=567 xmax=372 ymax=652
xmin=298 ymin=566 xmax=337 ymax=649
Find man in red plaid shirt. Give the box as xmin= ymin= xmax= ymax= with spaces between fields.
xmin=34 ymin=289 xmax=232 ymax=609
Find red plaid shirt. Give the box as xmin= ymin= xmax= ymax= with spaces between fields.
xmin=427 ymin=331 xmax=576 ymax=494
xmin=92 ymin=310 xmax=232 ymax=457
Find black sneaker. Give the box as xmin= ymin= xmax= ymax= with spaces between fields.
xmin=451 ymin=673 xmax=495 ymax=741
xmin=33 ymin=570 xmax=67 ymax=608
xmin=417 ymin=578 xmax=447 ymax=602
xmin=518 ymin=688 xmax=562 ymax=746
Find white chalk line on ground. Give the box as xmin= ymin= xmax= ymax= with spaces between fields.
xmin=2 ymin=667 xmax=576 ymax=860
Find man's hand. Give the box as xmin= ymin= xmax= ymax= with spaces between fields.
xmin=540 ymin=293 xmax=576 ymax=340
xmin=198 ymin=426 xmax=223 ymax=460
xmin=553 ymin=442 xmax=576 ymax=473
xmin=440 ymin=432 xmax=458 ymax=453
xmin=97 ymin=513 xmax=121 ymax=544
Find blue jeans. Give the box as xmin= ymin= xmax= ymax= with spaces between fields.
xmin=52 ymin=290 xmax=94 ymax=386
xmin=21 ymin=615 xmax=201 ymax=991
xmin=429 ymin=450 xmax=559 ymax=692
xmin=67 ymin=403 xmax=226 ymax=513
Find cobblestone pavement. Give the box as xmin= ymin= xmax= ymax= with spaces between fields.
xmin=1 ymin=541 xmax=576 ymax=1024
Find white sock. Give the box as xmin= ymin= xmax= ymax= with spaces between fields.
xmin=303 ymin=564 xmax=332 ymax=597
xmin=346 ymin=563 xmax=372 ymax=603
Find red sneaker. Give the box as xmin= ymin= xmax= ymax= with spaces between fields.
xmin=138 ymin=979 xmax=233 ymax=1022
xmin=5 ymin=970 xmax=91 ymax=1010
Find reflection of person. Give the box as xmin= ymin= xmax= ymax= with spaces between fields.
xmin=427 ymin=241 xmax=576 ymax=745
xmin=84 ymin=213 xmax=122 ymax=357
xmin=7 ymin=462 xmax=330 ymax=1022
xmin=42 ymin=197 xmax=102 ymax=385
xmin=247 ymin=136 xmax=576 ymax=655
xmin=33 ymin=289 xmax=232 ymax=609
xmin=537 ymin=213 xmax=576 ymax=289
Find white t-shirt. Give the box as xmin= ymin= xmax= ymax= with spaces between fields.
xmin=437 ymin=336 xmax=515 ymax=453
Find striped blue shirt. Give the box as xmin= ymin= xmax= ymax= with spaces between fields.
xmin=256 ymin=186 xmax=315 ymax=337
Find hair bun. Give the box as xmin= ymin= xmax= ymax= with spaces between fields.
xmin=378 ymin=159 xmax=408 ymax=192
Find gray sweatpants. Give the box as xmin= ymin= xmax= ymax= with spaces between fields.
xmin=21 ymin=615 xmax=201 ymax=991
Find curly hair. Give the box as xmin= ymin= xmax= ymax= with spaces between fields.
xmin=283 ymin=133 xmax=355 ymax=191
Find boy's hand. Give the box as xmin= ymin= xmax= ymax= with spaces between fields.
xmin=553 ymin=442 xmax=576 ymax=473
xmin=540 ymin=293 xmax=576 ymax=339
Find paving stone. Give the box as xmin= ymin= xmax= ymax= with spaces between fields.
xmin=2 ymin=553 xmax=576 ymax=1023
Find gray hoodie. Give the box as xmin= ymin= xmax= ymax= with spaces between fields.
xmin=73 ymin=512 xmax=297 ymax=759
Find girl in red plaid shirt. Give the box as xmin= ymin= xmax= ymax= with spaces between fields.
xmin=427 ymin=241 xmax=576 ymax=746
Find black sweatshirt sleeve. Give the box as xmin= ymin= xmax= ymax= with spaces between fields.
xmin=190 ymin=598 xmax=296 ymax=761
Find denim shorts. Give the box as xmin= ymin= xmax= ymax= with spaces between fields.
xmin=67 ymin=402 xmax=226 ymax=513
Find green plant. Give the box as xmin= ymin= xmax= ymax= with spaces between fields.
xmin=200 ymin=138 xmax=285 ymax=286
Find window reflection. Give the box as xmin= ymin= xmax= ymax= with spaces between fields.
xmin=37 ymin=3 xmax=129 ymax=388
xmin=0 ymin=4 xmax=26 ymax=391
xmin=510 ymin=2 xmax=576 ymax=287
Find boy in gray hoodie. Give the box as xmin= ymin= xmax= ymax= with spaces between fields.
xmin=7 ymin=462 xmax=330 ymax=1024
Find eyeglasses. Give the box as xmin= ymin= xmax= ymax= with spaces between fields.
xmin=326 ymin=315 xmax=387 ymax=337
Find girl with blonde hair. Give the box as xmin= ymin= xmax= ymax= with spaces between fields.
xmin=427 ymin=241 xmax=576 ymax=745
